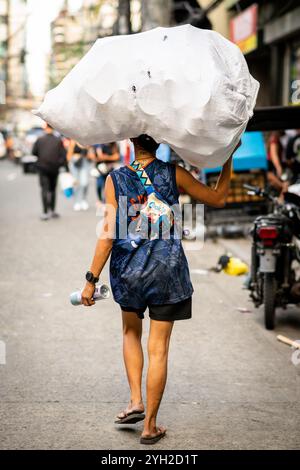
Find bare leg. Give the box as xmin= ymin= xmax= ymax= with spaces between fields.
xmin=142 ymin=319 xmax=174 ymax=438
xmin=117 ymin=311 xmax=144 ymax=418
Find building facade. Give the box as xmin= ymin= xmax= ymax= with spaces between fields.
xmin=50 ymin=0 xmax=119 ymax=87
xmin=226 ymin=0 xmax=300 ymax=107
xmin=49 ymin=0 xmax=300 ymax=109
xmin=0 ymin=0 xmax=9 ymax=105
xmin=198 ymin=0 xmax=229 ymax=37
xmin=0 ymin=0 xmax=28 ymax=106
xmin=50 ymin=0 xmax=85 ymax=88
xmin=7 ymin=0 xmax=28 ymax=104
xmin=0 ymin=0 xmax=34 ymax=127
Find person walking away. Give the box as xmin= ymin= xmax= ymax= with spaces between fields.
xmin=32 ymin=123 xmax=67 ymax=220
xmin=79 ymin=134 xmax=238 ymax=445
xmin=286 ymin=129 xmax=300 ymax=184
xmin=266 ymin=131 xmax=288 ymax=196
xmin=5 ymin=132 xmax=14 ymax=160
xmin=94 ymin=142 xmax=120 ymax=204
xmin=67 ymin=140 xmax=92 ymax=211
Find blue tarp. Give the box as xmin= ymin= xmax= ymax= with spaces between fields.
xmin=203 ymin=131 xmax=267 ymax=174
xmin=130 ymin=131 xmax=267 ymax=172
xmin=156 ymin=143 xmax=171 ymax=162
xmin=130 ymin=142 xmax=171 ymax=163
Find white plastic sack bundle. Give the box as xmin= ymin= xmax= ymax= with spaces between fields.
xmin=35 ymin=25 xmax=259 ymax=169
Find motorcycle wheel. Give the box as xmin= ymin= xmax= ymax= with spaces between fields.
xmin=264 ymin=273 xmax=277 ymax=330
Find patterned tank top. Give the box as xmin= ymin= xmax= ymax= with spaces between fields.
xmin=110 ymin=159 xmax=194 ymax=308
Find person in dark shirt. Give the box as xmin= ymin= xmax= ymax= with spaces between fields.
xmin=94 ymin=142 xmax=120 ymax=204
xmin=286 ymin=130 xmax=300 ymax=183
xmin=67 ymin=140 xmax=92 ymax=211
xmin=266 ymin=131 xmax=287 ymax=194
xmin=32 ymin=123 xmax=66 ymax=220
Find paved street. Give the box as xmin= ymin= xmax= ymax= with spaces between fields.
xmin=0 ymin=159 xmax=300 ymax=450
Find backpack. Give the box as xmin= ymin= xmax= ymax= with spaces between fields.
xmin=129 ymin=159 xmax=174 ymax=243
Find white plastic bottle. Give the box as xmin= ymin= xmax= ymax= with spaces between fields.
xmin=70 ymin=284 xmax=110 ymax=306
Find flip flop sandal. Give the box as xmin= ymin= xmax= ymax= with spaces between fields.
xmin=140 ymin=429 xmax=166 ymax=445
xmin=115 ymin=410 xmax=145 ymax=425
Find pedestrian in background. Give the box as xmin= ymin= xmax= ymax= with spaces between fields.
xmin=32 ymin=123 xmax=67 ymax=220
xmin=67 ymin=140 xmax=92 ymax=211
xmin=266 ymin=131 xmax=288 ymax=195
xmin=286 ymin=129 xmax=300 ymax=183
xmin=94 ymin=142 xmax=120 ymax=204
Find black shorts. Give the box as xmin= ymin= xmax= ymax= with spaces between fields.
xmin=120 ymin=297 xmax=192 ymax=321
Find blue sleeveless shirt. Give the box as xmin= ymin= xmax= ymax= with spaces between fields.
xmin=110 ymin=159 xmax=193 ymax=308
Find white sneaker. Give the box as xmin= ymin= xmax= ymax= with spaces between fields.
xmin=73 ymin=203 xmax=81 ymax=211
xmin=49 ymin=211 xmax=60 ymax=219
xmin=81 ymin=200 xmax=89 ymax=211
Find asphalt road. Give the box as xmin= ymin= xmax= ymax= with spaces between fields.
xmin=0 ymin=160 xmax=299 ymax=450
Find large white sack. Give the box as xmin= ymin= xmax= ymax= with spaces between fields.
xmin=35 ymin=25 xmax=259 ymax=169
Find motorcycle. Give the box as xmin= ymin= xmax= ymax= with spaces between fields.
xmin=244 ymin=183 xmax=300 ymax=330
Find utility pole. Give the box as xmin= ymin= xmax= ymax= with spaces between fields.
xmin=141 ymin=0 xmax=172 ymax=31
xmin=118 ymin=0 xmax=131 ymax=35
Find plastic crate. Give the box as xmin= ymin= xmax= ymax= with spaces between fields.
xmin=205 ymin=170 xmax=266 ymax=206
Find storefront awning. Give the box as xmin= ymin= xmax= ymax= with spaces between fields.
xmin=247 ymin=106 xmax=300 ymax=131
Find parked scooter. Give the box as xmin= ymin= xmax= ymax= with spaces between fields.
xmin=244 ymin=183 xmax=300 ymax=330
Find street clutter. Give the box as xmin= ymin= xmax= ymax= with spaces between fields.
xmin=277 ymin=335 xmax=300 ymax=350
xmin=213 ymin=254 xmax=249 ymax=276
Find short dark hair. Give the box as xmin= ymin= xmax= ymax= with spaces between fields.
xmin=133 ymin=134 xmax=159 ymax=154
